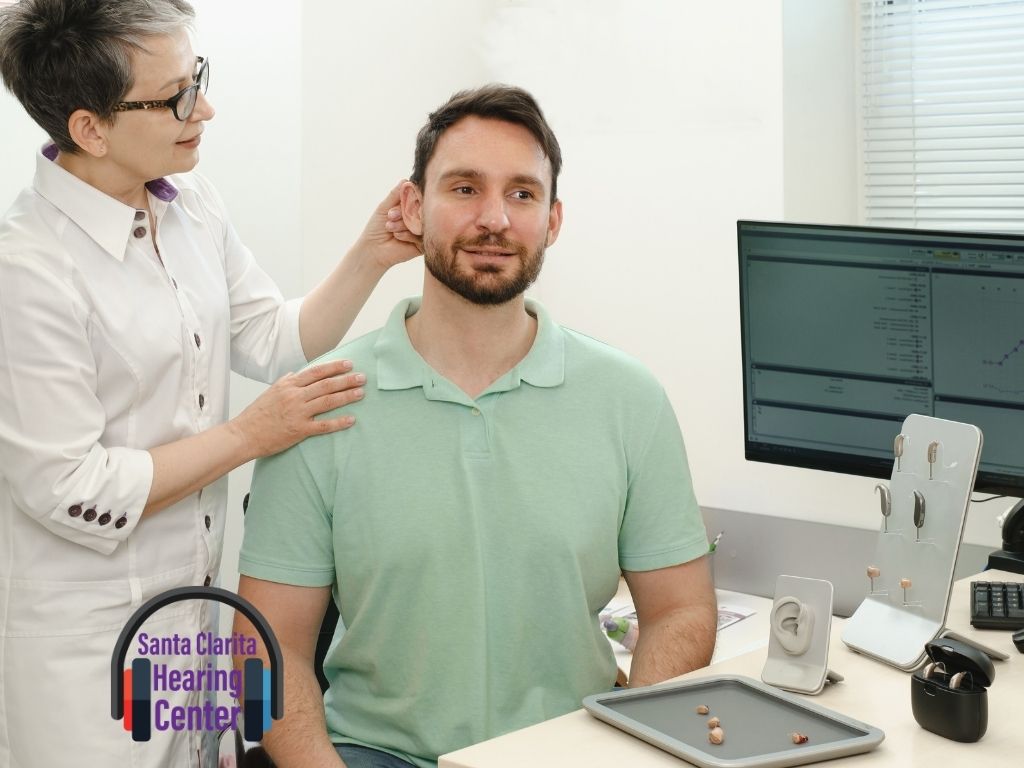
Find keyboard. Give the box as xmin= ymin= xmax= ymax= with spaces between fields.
xmin=970 ymin=581 xmax=1024 ymax=630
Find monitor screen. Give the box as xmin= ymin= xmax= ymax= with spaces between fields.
xmin=738 ymin=220 xmax=1024 ymax=496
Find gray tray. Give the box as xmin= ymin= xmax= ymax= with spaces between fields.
xmin=583 ymin=674 xmax=884 ymax=768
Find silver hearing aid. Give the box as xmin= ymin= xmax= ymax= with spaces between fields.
xmin=949 ymin=671 xmax=970 ymax=690
xmin=913 ymin=490 xmax=926 ymax=540
xmin=894 ymin=434 xmax=905 ymax=471
xmin=875 ymin=483 xmax=891 ymax=531
xmin=927 ymin=441 xmax=939 ymax=479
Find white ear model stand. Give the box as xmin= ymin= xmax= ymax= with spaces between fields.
xmin=842 ymin=414 xmax=983 ymax=671
xmin=761 ymin=575 xmax=842 ymax=695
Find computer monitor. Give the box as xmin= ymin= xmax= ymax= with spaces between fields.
xmin=738 ymin=220 xmax=1024 ymax=497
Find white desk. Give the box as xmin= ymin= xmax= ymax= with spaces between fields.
xmin=440 ymin=571 xmax=1023 ymax=767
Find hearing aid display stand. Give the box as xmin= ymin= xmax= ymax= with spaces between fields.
xmin=842 ymin=415 xmax=982 ymax=671
xmin=762 ymin=576 xmax=842 ymax=695
xmin=582 ymin=675 xmax=883 ymax=768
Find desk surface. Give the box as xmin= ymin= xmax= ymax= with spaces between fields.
xmin=440 ymin=571 xmax=1022 ymax=767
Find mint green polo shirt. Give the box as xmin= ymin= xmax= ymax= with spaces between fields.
xmin=239 ymin=297 xmax=707 ymax=768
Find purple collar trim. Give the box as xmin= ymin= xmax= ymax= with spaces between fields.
xmin=146 ymin=177 xmax=178 ymax=202
xmin=42 ymin=142 xmax=179 ymax=202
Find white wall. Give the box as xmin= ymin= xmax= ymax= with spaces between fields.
xmin=300 ymin=0 xmax=787 ymax=527
xmin=300 ymin=0 xmax=1009 ymax=548
xmin=783 ymin=0 xmax=857 ymax=225
xmin=0 ymin=0 xmax=1005 ymax=603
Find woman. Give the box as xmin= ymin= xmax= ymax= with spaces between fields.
xmin=0 ymin=1 xmax=418 ymax=766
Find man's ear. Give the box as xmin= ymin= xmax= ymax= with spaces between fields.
xmin=66 ymin=109 xmax=111 ymax=158
xmin=399 ymin=181 xmax=424 ymax=237
xmin=545 ymin=199 xmax=563 ymax=247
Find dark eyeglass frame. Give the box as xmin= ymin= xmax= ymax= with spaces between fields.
xmin=112 ymin=57 xmax=209 ymax=121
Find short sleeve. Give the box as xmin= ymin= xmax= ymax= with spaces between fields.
xmin=618 ymin=392 xmax=708 ymax=572
xmin=238 ymin=435 xmax=337 ymax=587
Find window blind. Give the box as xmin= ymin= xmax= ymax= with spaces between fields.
xmin=860 ymin=0 xmax=1024 ymax=232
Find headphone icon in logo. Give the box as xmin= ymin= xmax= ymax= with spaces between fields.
xmin=110 ymin=586 xmax=284 ymax=743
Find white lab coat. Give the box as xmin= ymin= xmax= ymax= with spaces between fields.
xmin=0 ymin=146 xmax=306 ymax=768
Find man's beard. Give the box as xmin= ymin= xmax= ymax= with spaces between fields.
xmin=423 ymin=231 xmax=545 ymax=306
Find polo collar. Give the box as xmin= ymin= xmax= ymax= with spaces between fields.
xmin=33 ymin=143 xmax=179 ymax=262
xmin=375 ymin=297 xmax=565 ymax=399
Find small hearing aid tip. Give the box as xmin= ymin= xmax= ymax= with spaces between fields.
xmin=695 ymin=704 xmax=710 ymax=715
xmin=791 ymin=732 xmax=809 ymax=745
xmin=927 ymin=441 xmax=939 ymax=479
xmin=708 ymin=727 xmax=724 ymax=745
xmin=707 ymin=716 xmax=721 ymax=729
xmin=867 ymin=565 xmax=880 ymax=591
xmin=913 ymin=490 xmax=926 ymax=540
xmin=900 ymin=577 xmax=912 ymax=604
xmin=894 ymin=433 xmax=905 ymax=471
xmin=874 ymin=483 xmax=891 ymax=531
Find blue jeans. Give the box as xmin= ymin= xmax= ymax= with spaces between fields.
xmin=335 ymin=744 xmax=419 ymax=768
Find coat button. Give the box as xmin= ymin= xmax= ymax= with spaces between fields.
xmin=204 ymin=515 xmax=211 ymax=530
xmin=115 ymin=515 xmax=128 ymax=529
xmin=83 ymin=508 xmax=97 ymax=522
xmin=194 ymin=332 xmax=201 ymax=349
xmin=68 ymin=504 xmax=83 ymax=517
xmin=133 ymin=227 xmax=146 ymax=238
xmin=98 ymin=512 xmax=112 ymax=525
xmin=134 ymin=210 xmax=146 ymax=221
xmin=198 ymin=393 xmax=205 ymax=408
xmin=203 ymin=575 xmax=212 ymax=587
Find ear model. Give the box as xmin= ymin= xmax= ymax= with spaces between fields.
xmin=772 ymin=596 xmax=814 ymax=656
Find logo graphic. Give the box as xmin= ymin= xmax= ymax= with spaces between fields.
xmin=110 ymin=586 xmax=284 ymax=742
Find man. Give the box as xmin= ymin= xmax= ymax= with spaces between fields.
xmin=235 ymin=84 xmax=716 ymax=768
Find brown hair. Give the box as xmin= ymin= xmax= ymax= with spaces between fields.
xmin=410 ymin=83 xmax=562 ymax=204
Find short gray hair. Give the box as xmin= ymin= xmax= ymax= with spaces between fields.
xmin=0 ymin=0 xmax=196 ymax=153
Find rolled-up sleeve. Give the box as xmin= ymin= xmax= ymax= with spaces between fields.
xmin=0 ymin=252 xmax=152 ymax=554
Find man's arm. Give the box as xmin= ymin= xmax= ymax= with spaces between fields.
xmin=623 ymin=555 xmax=717 ymax=688
xmin=234 ymin=576 xmax=345 ymax=768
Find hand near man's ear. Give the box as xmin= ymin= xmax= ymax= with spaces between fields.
xmin=356 ymin=180 xmax=423 ymax=270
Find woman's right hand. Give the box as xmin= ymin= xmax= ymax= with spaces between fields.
xmin=231 ymin=359 xmax=365 ymax=460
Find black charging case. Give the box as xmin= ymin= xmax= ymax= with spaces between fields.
xmin=911 ymin=637 xmax=995 ymax=742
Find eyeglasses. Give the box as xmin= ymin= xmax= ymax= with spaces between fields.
xmin=112 ymin=57 xmax=210 ymax=121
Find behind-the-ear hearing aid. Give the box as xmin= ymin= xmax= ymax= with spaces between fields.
xmin=923 ymin=661 xmax=946 ymax=680
xmin=913 ymin=490 xmax=926 ymax=541
xmin=949 ymin=671 xmax=971 ymax=690
xmin=875 ymin=483 xmax=891 ymax=531
xmin=772 ymin=596 xmax=814 ymax=656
